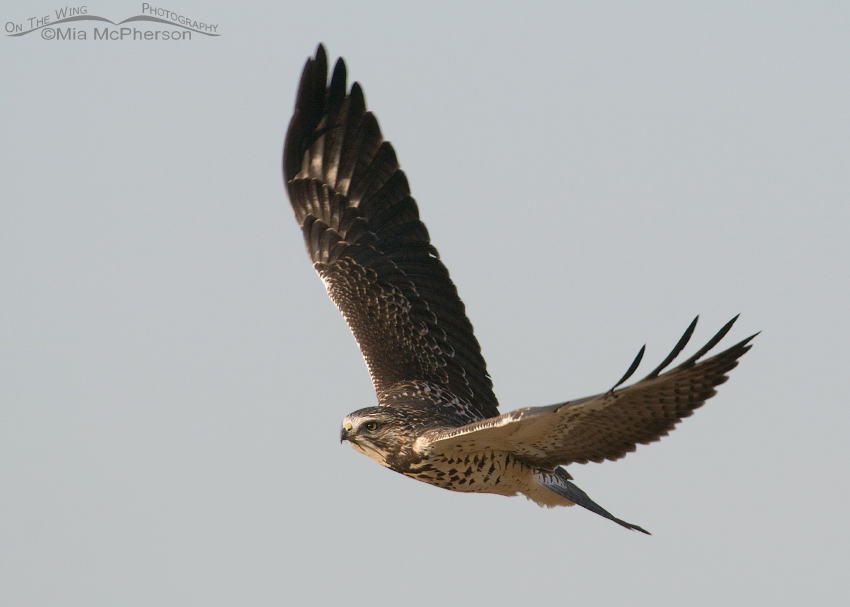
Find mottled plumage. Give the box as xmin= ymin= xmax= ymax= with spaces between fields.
xmin=284 ymin=45 xmax=756 ymax=534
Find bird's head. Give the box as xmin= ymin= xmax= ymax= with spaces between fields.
xmin=340 ymin=407 xmax=417 ymax=469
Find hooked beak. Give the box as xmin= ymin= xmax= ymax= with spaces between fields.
xmin=340 ymin=421 xmax=354 ymax=444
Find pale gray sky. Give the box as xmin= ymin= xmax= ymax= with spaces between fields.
xmin=2 ymin=1 xmax=848 ymax=605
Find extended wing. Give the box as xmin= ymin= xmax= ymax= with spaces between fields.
xmin=283 ymin=45 xmax=499 ymax=420
xmin=422 ymin=317 xmax=756 ymax=468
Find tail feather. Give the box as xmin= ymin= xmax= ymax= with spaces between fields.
xmin=539 ymin=468 xmax=650 ymax=534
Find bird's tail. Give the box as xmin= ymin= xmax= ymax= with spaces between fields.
xmin=534 ymin=468 xmax=650 ymax=534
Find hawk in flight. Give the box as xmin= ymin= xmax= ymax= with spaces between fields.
xmin=283 ymin=45 xmax=756 ymax=534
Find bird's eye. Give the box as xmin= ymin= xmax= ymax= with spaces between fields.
xmin=364 ymin=421 xmax=379 ymax=432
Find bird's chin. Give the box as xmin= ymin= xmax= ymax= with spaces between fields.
xmin=344 ymin=438 xmax=388 ymax=467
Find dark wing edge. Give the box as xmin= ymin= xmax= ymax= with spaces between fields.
xmin=283 ymin=45 xmax=499 ymax=420
xmin=422 ymin=316 xmax=757 ymax=468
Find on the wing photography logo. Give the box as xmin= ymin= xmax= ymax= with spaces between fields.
xmin=5 ymin=4 xmax=219 ymax=41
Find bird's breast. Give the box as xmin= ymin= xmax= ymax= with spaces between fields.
xmin=403 ymin=449 xmax=533 ymax=496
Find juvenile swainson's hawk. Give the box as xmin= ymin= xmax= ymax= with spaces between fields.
xmin=283 ymin=45 xmax=756 ymax=534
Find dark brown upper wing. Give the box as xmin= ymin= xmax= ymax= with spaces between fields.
xmin=422 ymin=317 xmax=756 ymax=468
xmin=283 ymin=45 xmax=499 ymax=420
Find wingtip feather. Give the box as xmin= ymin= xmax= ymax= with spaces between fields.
xmin=644 ymin=315 xmax=699 ymax=380
xmin=609 ymin=344 xmax=646 ymax=393
xmin=681 ymin=315 xmax=741 ymax=368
